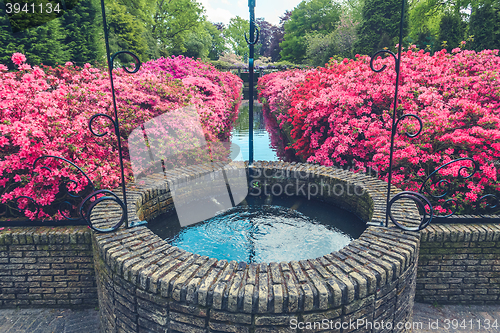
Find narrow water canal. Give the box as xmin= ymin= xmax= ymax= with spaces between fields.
xmin=230 ymin=100 xmax=295 ymax=162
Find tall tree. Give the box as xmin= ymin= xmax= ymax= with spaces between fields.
xmin=437 ymin=11 xmax=466 ymax=49
xmin=304 ymin=11 xmax=360 ymax=66
xmin=0 ymin=0 xmax=72 ymax=67
xmin=305 ymin=32 xmax=336 ymax=66
xmin=0 ymin=4 xmax=18 ymax=67
xmin=206 ymin=22 xmax=227 ymax=60
xmin=408 ymin=0 xmax=444 ymax=43
xmin=255 ymin=18 xmax=274 ymax=57
xmin=0 ymin=17 xmax=69 ymax=67
xmin=469 ymin=0 xmax=500 ymax=51
xmin=181 ymin=22 xmax=212 ymax=59
xmin=225 ymin=16 xmax=261 ymax=62
xmin=2 ymin=0 xmax=64 ymax=34
xmin=333 ymin=11 xmax=360 ymax=57
xmin=105 ymin=0 xmax=149 ymax=62
xmin=61 ymin=0 xmax=105 ymax=66
xmin=266 ymin=10 xmax=292 ymax=62
xmin=24 ymin=19 xmax=70 ymax=66
xmin=280 ymin=0 xmax=341 ymax=63
xmin=354 ymin=0 xmax=409 ymax=56
xmin=150 ymin=0 xmax=205 ymax=57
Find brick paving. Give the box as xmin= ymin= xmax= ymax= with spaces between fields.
xmin=0 ymin=308 xmax=99 ymax=333
xmin=413 ymin=302 xmax=500 ymax=332
xmin=0 ymin=303 xmax=499 ymax=332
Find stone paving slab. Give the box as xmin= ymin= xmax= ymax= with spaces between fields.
xmin=413 ymin=302 xmax=500 ymax=333
xmin=0 ymin=303 xmax=499 ymax=332
xmin=0 ymin=308 xmax=99 ymax=333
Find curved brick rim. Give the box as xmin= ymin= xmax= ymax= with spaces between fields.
xmin=91 ymin=161 xmax=421 ymax=333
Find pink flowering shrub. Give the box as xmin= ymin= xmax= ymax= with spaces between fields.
xmin=143 ymin=56 xmax=243 ymax=140
xmin=257 ymin=69 xmax=307 ymax=127
xmin=0 ymin=54 xmax=242 ymax=219
xmin=258 ymin=48 xmax=500 ymax=215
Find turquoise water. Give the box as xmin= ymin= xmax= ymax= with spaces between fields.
xmin=148 ymin=196 xmax=365 ymax=263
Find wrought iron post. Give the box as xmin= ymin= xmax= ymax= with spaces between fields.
xmin=369 ymin=0 xmax=433 ymax=231
xmin=384 ymin=0 xmax=406 ymax=227
xmin=99 ymin=0 xmax=129 ymax=227
xmin=90 ymin=0 xmax=146 ymax=231
xmin=246 ymin=0 xmax=259 ymax=164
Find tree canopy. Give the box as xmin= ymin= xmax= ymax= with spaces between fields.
xmin=353 ymin=0 xmax=409 ymax=56
xmin=280 ymin=0 xmax=342 ymax=63
xmin=0 ymin=0 xmax=498 ymax=68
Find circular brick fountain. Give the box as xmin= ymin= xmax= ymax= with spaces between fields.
xmin=91 ymin=161 xmax=420 ymax=333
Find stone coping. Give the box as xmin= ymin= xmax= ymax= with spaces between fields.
xmin=0 ymin=226 xmax=97 ymax=308
xmin=420 ymin=223 xmax=500 ymax=243
xmin=91 ymin=161 xmax=421 ymax=315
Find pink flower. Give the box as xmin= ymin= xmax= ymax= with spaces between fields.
xmin=12 ymin=53 xmax=26 ymax=65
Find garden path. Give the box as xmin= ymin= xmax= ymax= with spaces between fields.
xmin=0 ymin=303 xmax=499 ymax=332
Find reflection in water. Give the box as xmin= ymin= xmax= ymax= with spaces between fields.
xmin=231 ymin=101 xmax=297 ymax=162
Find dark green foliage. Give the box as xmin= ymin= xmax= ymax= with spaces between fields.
xmin=0 ymin=5 xmax=17 ymax=67
xmin=4 ymin=0 xmax=66 ymax=34
xmin=0 ymin=0 xmax=104 ymax=68
xmin=469 ymin=1 xmax=500 ymax=51
xmin=105 ymin=0 xmax=148 ymax=64
xmin=437 ymin=12 xmax=466 ymax=50
xmin=354 ymin=0 xmax=409 ymax=56
xmin=61 ymin=0 xmax=104 ymax=66
xmin=413 ymin=26 xmax=436 ymax=52
xmin=22 ymin=19 xmax=70 ymax=66
xmin=0 ymin=3 xmax=69 ymax=68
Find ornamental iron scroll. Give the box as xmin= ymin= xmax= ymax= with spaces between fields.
xmin=418 ymin=158 xmax=499 ymax=221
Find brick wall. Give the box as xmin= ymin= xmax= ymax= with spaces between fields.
xmin=0 ymin=226 xmax=97 ymax=307
xmin=416 ymin=224 xmax=500 ymax=304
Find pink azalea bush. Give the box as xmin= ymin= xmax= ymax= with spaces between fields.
xmin=0 ymin=54 xmax=242 ymax=219
xmin=258 ymin=47 xmax=500 ymax=215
